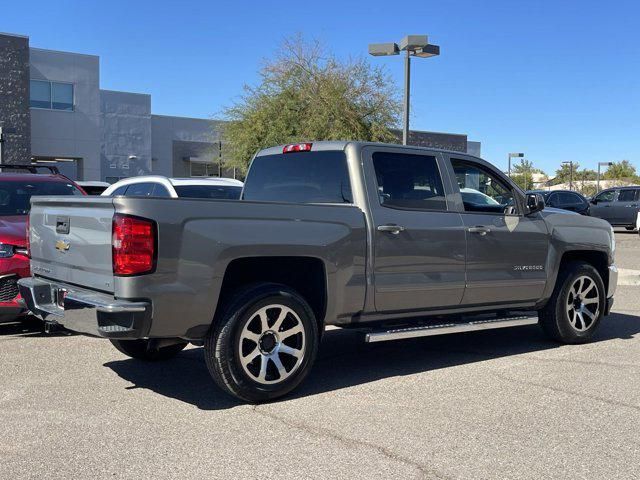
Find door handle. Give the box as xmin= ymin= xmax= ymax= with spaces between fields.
xmin=467 ymin=226 xmax=491 ymax=236
xmin=377 ymin=224 xmax=405 ymax=235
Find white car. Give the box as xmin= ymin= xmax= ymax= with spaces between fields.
xmin=77 ymin=181 xmax=111 ymax=195
xmin=102 ymin=176 xmax=244 ymax=200
xmin=459 ymin=187 xmax=500 ymax=205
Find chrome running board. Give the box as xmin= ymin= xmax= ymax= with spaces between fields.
xmin=365 ymin=315 xmax=539 ymax=343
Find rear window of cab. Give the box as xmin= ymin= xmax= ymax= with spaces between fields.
xmin=242 ymin=151 xmax=352 ymax=204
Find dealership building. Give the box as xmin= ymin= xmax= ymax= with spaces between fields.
xmin=0 ymin=32 xmax=480 ymax=182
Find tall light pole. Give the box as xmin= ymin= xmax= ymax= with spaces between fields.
xmin=597 ymin=162 xmax=613 ymax=193
xmin=508 ymin=152 xmax=524 ymax=177
xmin=369 ymin=35 xmax=440 ymax=145
xmin=562 ymin=161 xmax=574 ymax=190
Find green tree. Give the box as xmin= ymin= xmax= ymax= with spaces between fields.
xmin=223 ymin=36 xmax=402 ymax=173
xmin=578 ymin=183 xmax=597 ymax=197
xmin=511 ymin=159 xmax=534 ymax=175
xmin=510 ymin=159 xmax=545 ymax=190
xmin=578 ymin=169 xmax=597 ymax=181
xmin=554 ymin=162 xmax=580 ymax=184
xmin=603 ymin=160 xmax=637 ymax=181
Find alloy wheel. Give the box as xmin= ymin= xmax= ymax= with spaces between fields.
xmin=566 ymin=275 xmax=600 ymax=332
xmin=237 ymin=304 xmax=306 ymax=385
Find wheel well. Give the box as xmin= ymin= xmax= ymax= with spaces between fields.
xmin=559 ymin=250 xmax=609 ymax=291
xmin=218 ymin=257 xmax=327 ymax=330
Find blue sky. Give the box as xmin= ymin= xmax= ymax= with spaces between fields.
xmin=3 ymin=0 xmax=639 ymax=174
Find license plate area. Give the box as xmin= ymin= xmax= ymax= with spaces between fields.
xmin=56 ymin=216 xmax=70 ymax=234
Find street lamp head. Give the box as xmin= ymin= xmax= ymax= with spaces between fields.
xmin=368 ymin=33 xmax=441 ymax=147
xmin=413 ymin=44 xmax=440 ymax=58
xmin=399 ymin=35 xmax=428 ymax=51
xmin=562 ymin=161 xmax=572 ymax=165
xmin=368 ymin=43 xmax=399 ymax=56
xmin=509 ymin=153 xmax=525 ymax=158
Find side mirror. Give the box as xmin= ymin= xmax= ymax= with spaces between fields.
xmin=590 ymin=198 xmax=598 ymax=205
xmin=526 ymin=193 xmax=545 ymax=215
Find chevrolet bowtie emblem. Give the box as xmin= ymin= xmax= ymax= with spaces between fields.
xmin=55 ymin=240 xmax=70 ymax=252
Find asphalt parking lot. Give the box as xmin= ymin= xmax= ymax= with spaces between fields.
xmin=1 ymin=231 xmax=640 ymax=480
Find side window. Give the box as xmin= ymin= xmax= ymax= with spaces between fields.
xmin=152 ymin=184 xmax=172 ymax=198
xmin=617 ymin=189 xmax=637 ymax=202
xmin=594 ymin=190 xmax=615 ymax=203
xmin=567 ymin=193 xmax=585 ymax=205
xmin=111 ymin=185 xmax=128 ymax=196
xmin=452 ymin=159 xmax=516 ymax=214
xmin=372 ymin=152 xmax=447 ymax=211
xmin=124 ymin=182 xmax=155 ymax=197
xmin=557 ymin=192 xmax=579 ymax=205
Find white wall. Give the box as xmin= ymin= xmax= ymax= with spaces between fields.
xmin=29 ymin=48 xmax=101 ymax=180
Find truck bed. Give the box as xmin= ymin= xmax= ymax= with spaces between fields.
xmin=28 ymin=195 xmax=367 ymax=338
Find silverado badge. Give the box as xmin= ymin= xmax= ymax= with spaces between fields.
xmin=55 ymin=240 xmax=70 ymax=252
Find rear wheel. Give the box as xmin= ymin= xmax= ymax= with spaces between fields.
xmin=110 ymin=339 xmax=188 ymax=361
xmin=205 ymin=283 xmax=319 ymax=403
xmin=625 ymin=226 xmax=635 ymax=231
xmin=538 ymin=261 xmax=605 ymax=343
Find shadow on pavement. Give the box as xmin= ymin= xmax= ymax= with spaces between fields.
xmin=0 ymin=317 xmax=77 ymax=338
xmin=0 ymin=317 xmax=44 ymax=337
xmin=104 ymin=311 xmax=640 ymax=410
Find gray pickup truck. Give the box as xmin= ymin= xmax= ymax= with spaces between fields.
xmin=19 ymin=142 xmax=618 ymax=402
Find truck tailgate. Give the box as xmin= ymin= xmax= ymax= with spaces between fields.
xmin=29 ymin=197 xmax=115 ymax=293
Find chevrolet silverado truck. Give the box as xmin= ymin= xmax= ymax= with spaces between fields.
xmin=19 ymin=142 xmax=618 ymax=402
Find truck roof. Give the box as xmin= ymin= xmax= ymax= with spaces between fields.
xmin=256 ymin=141 xmax=480 ymax=159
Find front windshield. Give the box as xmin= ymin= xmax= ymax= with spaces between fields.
xmin=0 ymin=181 xmax=84 ymax=216
xmin=174 ymin=185 xmax=242 ymax=200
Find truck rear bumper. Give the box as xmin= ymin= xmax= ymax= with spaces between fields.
xmin=17 ymin=277 xmax=151 ymax=339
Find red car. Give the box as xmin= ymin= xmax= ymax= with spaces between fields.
xmin=0 ymin=166 xmax=85 ymax=323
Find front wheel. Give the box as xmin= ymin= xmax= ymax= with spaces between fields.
xmin=204 ymin=283 xmax=319 ymax=403
xmin=110 ymin=339 xmax=188 ymax=361
xmin=538 ymin=261 xmax=605 ymax=344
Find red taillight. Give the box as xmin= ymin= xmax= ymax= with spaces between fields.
xmin=282 ymin=143 xmax=312 ymax=153
xmin=112 ymin=214 xmax=156 ymax=276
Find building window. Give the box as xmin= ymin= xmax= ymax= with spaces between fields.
xmin=190 ymin=162 xmax=218 ymax=177
xmin=30 ymin=80 xmax=50 ymax=109
xmin=30 ymin=80 xmax=74 ymax=111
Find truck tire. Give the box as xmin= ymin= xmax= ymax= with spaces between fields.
xmin=110 ymin=339 xmax=188 ymax=361
xmin=538 ymin=261 xmax=605 ymax=344
xmin=205 ymin=283 xmax=319 ymax=403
